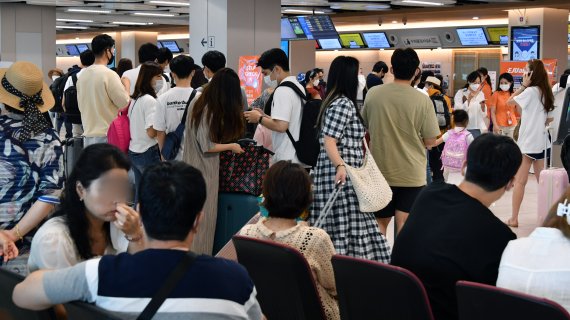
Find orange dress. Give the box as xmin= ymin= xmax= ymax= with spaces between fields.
xmin=489 ymin=91 xmax=517 ymax=127
xmin=481 ymin=82 xmax=493 ymax=119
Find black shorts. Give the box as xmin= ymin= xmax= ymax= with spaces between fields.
xmin=525 ymin=148 xmax=550 ymax=161
xmin=375 ymin=186 xmax=424 ymax=218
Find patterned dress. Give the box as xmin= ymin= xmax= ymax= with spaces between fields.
xmin=310 ymin=96 xmax=391 ymax=262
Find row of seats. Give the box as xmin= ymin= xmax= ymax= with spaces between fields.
xmin=233 ymin=235 xmax=570 ymax=320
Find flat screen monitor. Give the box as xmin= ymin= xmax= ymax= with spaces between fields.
xmin=280 ymin=40 xmax=289 ymax=57
xmin=157 ymin=41 xmax=163 ymax=48
xmin=318 ymin=38 xmax=341 ymax=50
xmin=296 ymin=15 xmax=337 ymax=40
xmin=511 ymin=26 xmax=540 ymax=61
xmin=65 ymin=44 xmax=79 ymax=56
xmin=76 ymin=44 xmax=89 ymax=53
xmin=161 ymin=40 xmax=181 ymax=53
xmin=339 ymin=33 xmax=365 ymax=49
xmin=486 ymin=26 xmax=508 ymax=45
xmin=362 ymin=32 xmax=390 ymax=49
xmin=567 ymin=24 xmax=570 ymax=43
xmin=457 ymin=28 xmax=488 ymax=46
xmin=281 ymin=18 xmax=298 ymax=40
xmin=500 ymin=35 xmax=509 ymax=45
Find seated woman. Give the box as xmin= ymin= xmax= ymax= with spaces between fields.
xmin=497 ymin=188 xmax=570 ymax=312
xmin=28 ymin=144 xmax=144 ymax=272
xmin=239 ymin=160 xmax=339 ymax=320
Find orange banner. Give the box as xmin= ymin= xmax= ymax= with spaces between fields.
xmin=238 ymin=56 xmax=263 ymax=107
xmin=499 ymin=59 xmax=557 ymax=88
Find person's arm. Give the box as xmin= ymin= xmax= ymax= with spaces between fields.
xmin=206 ymin=143 xmax=244 ymax=154
xmin=0 ymin=231 xmax=18 ymax=262
xmin=113 ymin=204 xmax=145 ymax=254
xmin=324 ymin=136 xmax=347 ymax=184
xmin=146 ymin=127 xmax=157 ymax=139
xmin=109 ymin=73 xmax=130 ymax=109
xmin=4 ymin=199 xmax=58 ymax=242
xmin=454 ymin=90 xmax=467 ymax=110
xmin=244 ymin=109 xmax=289 ymax=133
xmin=156 ymin=131 xmax=166 ymax=151
xmin=312 ymin=231 xmax=337 ymax=295
xmin=121 ymin=77 xmax=130 ymax=95
xmin=491 ymin=106 xmax=499 ymax=133
xmin=144 ymin=98 xmax=158 ymax=139
xmin=507 ymin=71 xmax=532 ymax=110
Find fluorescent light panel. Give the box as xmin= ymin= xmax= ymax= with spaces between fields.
xmin=112 ymin=21 xmax=154 ymax=25
xmin=132 ymin=12 xmax=176 ymax=17
xmin=401 ymin=0 xmax=444 ymax=6
xmin=149 ymin=0 xmax=189 ymax=5
xmin=67 ymin=8 xmax=112 ymax=14
xmin=56 ymin=25 xmax=89 ymax=30
xmin=57 ymin=18 xmax=94 ymax=23
xmin=283 ymin=9 xmax=325 ymax=14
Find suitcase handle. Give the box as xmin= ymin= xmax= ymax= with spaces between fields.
xmin=545 ymin=126 xmax=553 ymax=170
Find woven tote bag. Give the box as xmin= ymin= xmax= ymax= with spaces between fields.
xmin=344 ymin=138 xmax=392 ymax=212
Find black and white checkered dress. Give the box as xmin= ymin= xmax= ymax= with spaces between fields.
xmin=310 ymin=96 xmax=391 ymax=263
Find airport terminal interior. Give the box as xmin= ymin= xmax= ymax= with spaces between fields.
xmin=1 ymin=0 xmax=570 ymax=319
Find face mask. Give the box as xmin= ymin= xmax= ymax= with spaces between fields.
xmin=153 ymin=79 xmax=164 ymax=93
xmin=469 ymin=83 xmax=480 ymax=91
xmin=423 ymin=86 xmax=430 ymax=92
xmin=107 ymin=50 xmax=115 ymax=66
xmin=500 ymin=84 xmax=511 ymax=91
xmin=51 ymin=75 xmax=60 ymax=82
xmin=264 ymin=74 xmax=277 ymax=88
xmin=313 ymin=79 xmax=320 ymax=87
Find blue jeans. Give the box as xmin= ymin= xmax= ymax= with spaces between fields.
xmin=129 ymin=144 xmax=161 ymax=200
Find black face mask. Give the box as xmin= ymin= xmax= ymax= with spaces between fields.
xmin=107 ymin=49 xmax=115 ymax=66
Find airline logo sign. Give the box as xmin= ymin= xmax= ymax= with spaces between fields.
xmin=402 ymin=36 xmax=441 ymax=47
xmin=500 ymin=59 xmax=557 ymax=88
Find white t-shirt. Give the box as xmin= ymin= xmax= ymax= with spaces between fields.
xmin=28 ymin=216 xmax=128 ymax=273
xmin=154 ymin=87 xmax=200 ymax=160
xmin=442 ymin=127 xmax=475 ymax=144
xmin=514 ymin=86 xmax=552 ymax=154
xmin=122 ymin=65 xmax=167 ymax=96
xmin=128 ymin=94 xmax=158 ymax=153
xmin=270 ymin=76 xmax=304 ymax=164
xmin=497 ymin=227 xmax=570 ymax=313
xmin=64 ymin=69 xmax=84 ymax=92
xmin=453 ymin=89 xmax=487 ymax=132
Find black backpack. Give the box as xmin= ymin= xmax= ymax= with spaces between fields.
xmin=265 ymin=81 xmax=321 ymax=167
xmin=63 ymin=73 xmax=82 ymax=125
xmin=431 ymin=93 xmax=450 ymax=130
xmin=48 ymin=75 xmax=68 ymax=113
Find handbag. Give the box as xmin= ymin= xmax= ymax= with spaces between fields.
xmin=219 ymin=139 xmax=273 ymax=196
xmin=344 ymin=138 xmax=392 ymax=212
xmin=161 ymin=89 xmax=197 ymax=160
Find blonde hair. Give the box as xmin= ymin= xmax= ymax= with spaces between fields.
xmin=542 ymin=188 xmax=570 ymax=239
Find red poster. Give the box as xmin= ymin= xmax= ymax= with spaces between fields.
xmin=500 ymin=59 xmax=557 ymax=88
xmin=238 ymin=56 xmax=262 ymax=107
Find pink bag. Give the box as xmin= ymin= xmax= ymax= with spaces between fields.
xmin=107 ymin=105 xmax=131 ymax=153
xmin=441 ymin=129 xmax=470 ymax=172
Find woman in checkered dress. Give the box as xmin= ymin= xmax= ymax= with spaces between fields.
xmin=310 ymin=56 xmax=391 ymax=262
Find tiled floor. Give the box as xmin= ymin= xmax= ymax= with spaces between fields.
xmin=384 ymin=172 xmax=539 ymax=247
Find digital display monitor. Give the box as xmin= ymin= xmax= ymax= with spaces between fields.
xmin=65 ymin=44 xmax=79 ymax=56
xmin=76 ymin=44 xmax=89 ymax=53
xmin=567 ymin=24 xmax=570 ymax=43
xmin=362 ymin=32 xmax=391 ymax=49
xmin=281 ymin=18 xmax=298 ymax=40
xmin=280 ymin=40 xmax=289 ymax=57
xmin=157 ymin=41 xmax=163 ymax=48
xmin=296 ymin=15 xmax=337 ymax=40
xmin=486 ymin=26 xmax=508 ymax=45
xmin=161 ymin=40 xmax=181 ymax=53
xmin=500 ymin=35 xmax=509 ymax=45
xmin=339 ymin=33 xmax=365 ymax=49
xmin=317 ymin=38 xmax=341 ymax=50
xmin=511 ymin=26 xmax=540 ymax=61
xmin=456 ymin=28 xmax=488 ymax=46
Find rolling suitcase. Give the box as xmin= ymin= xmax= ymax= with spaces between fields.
xmin=537 ymin=128 xmax=569 ymax=224
xmin=213 ymin=193 xmax=260 ymax=255
xmin=64 ymin=137 xmax=83 ymax=180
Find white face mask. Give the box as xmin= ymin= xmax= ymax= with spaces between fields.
xmin=264 ymin=75 xmax=277 ymax=88
xmin=499 ymin=84 xmax=511 ymax=92
xmin=313 ymin=79 xmax=320 ymax=87
xmin=51 ymin=75 xmax=60 ymax=82
xmin=469 ymin=83 xmax=480 ymax=92
xmin=153 ymin=78 xmax=164 ymax=93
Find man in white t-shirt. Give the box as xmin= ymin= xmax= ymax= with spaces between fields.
xmin=121 ymin=43 xmax=160 ymax=95
xmin=155 ymin=55 xmax=202 ymax=160
xmin=244 ymin=48 xmax=304 ymax=164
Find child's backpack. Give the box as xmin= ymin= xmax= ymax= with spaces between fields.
xmin=441 ymin=129 xmax=470 ymax=172
xmin=431 ymin=93 xmax=451 ymax=130
xmin=107 ymin=101 xmax=134 ymax=153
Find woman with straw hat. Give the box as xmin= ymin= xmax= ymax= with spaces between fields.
xmin=0 ymin=61 xmax=64 ymax=274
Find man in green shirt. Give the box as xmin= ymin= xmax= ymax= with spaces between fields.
xmin=362 ymin=48 xmax=440 ymax=237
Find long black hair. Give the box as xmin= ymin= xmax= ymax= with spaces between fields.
xmin=477 ymin=67 xmax=493 ymax=87
xmin=56 ymin=144 xmax=131 ymax=260
xmin=317 ymin=56 xmax=359 ymax=128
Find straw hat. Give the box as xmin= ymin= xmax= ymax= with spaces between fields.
xmin=425 ymin=76 xmax=441 ymax=87
xmin=0 ymin=61 xmax=54 ymax=113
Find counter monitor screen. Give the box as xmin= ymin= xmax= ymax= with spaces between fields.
xmin=339 ymin=33 xmax=365 ymax=49
xmin=161 ymin=41 xmax=181 ymax=53
xmin=65 ymin=45 xmax=79 ymax=56
xmin=500 ymin=35 xmax=509 ymax=45
xmin=457 ymin=28 xmax=488 ymax=46
xmin=296 ymin=15 xmax=337 ymax=40
xmin=281 ymin=18 xmax=302 ymax=40
xmin=157 ymin=41 xmax=163 ymax=48
xmin=511 ymin=26 xmax=540 ymax=61
xmin=281 ymin=40 xmax=289 ymax=57
xmin=486 ymin=26 xmax=508 ymax=45
xmin=76 ymin=44 xmax=89 ymax=53
xmin=362 ymin=32 xmax=390 ymax=49
xmin=318 ymin=38 xmax=341 ymax=50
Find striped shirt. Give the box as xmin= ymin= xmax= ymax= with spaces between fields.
xmin=43 ymin=249 xmax=263 ymax=319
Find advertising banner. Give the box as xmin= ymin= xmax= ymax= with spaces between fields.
xmin=238 ymin=56 xmax=263 ymax=107
xmin=511 ymin=26 xmax=540 ymax=61
xmin=500 ymin=59 xmax=557 ymax=89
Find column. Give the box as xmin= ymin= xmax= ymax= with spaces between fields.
xmin=289 ymin=40 xmax=317 ymax=79
xmin=189 ymin=0 xmax=281 ymax=70
xmin=120 ymin=31 xmax=158 ymax=66
xmin=0 ymin=3 xmax=56 ymax=82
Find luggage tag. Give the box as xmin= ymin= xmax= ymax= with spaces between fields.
xmin=556 ymin=199 xmax=570 ymax=224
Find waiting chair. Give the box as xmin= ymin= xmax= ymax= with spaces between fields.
xmin=456 ymin=280 xmax=570 ymax=320
xmin=64 ymin=301 xmax=124 ymax=320
xmin=0 ymin=268 xmax=56 ymax=320
xmin=331 ymin=254 xmax=435 ymax=320
xmin=232 ymin=235 xmax=326 ymax=320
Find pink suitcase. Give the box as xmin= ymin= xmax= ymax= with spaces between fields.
xmin=537 ymin=129 xmax=569 ymax=224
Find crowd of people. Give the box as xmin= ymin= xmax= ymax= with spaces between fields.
xmin=0 ymin=31 xmax=569 ymax=319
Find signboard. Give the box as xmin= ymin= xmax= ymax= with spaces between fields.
xmin=402 ymin=35 xmax=441 ymax=48
xmin=486 ymin=27 xmax=508 ymax=45
xmin=362 ymin=32 xmax=390 ymax=49
xmin=456 ymin=28 xmax=488 ymax=46
xmin=500 ymin=59 xmax=557 ymax=89
xmin=339 ymin=33 xmax=365 ymax=49
xmin=238 ymin=56 xmax=263 ymax=106
xmin=511 ymin=26 xmax=540 ymax=61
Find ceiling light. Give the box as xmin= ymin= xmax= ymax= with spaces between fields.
xmin=283 ymin=9 xmax=325 ymax=14
xmin=149 ymin=0 xmax=189 ymax=5
xmin=392 ymin=20 xmax=398 ymax=23
xmin=472 ymin=16 xmax=479 ymax=20
xmin=112 ymin=21 xmax=154 ymax=26
xmin=132 ymin=12 xmax=176 ymax=17
xmin=56 ymin=25 xmax=89 ymax=30
xmin=57 ymin=18 xmax=94 ymax=23
xmin=401 ymin=0 xmax=444 ymax=6
xmin=67 ymin=8 xmax=112 ymax=14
